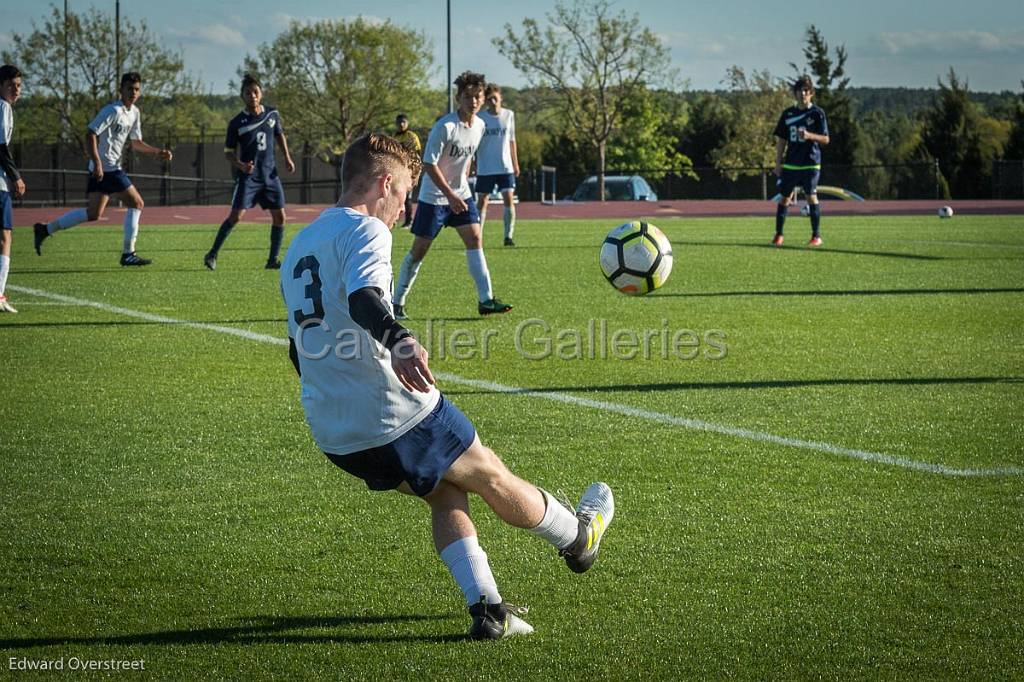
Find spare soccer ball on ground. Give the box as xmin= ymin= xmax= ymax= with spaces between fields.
xmin=599 ymin=220 xmax=673 ymax=295
xmin=938 ymin=205 xmax=954 ymax=219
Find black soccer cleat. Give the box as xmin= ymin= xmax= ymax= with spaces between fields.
xmin=203 ymin=252 xmax=217 ymax=270
xmin=393 ymin=303 xmax=408 ymax=321
xmin=560 ymin=482 xmax=615 ymax=574
xmin=265 ymin=258 xmax=282 ymax=270
xmin=467 ymin=597 xmax=534 ymax=640
xmin=120 ymin=252 xmax=152 ymax=266
xmin=33 ymin=223 xmax=50 ymax=255
xmin=504 ymin=237 xmax=515 ymax=247
xmin=478 ymin=298 xmax=513 ymax=316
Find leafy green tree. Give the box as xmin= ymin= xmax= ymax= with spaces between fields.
xmin=1005 ymin=85 xmax=1024 ymax=160
xmin=239 ymin=18 xmax=434 ymax=157
xmin=494 ymin=0 xmax=674 ymax=200
xmin=3 ymin=4 xmax=209 ymax=148
xmin=920 ymin=69 xmax=1007 ymax=198
xmin=710 ymin=67 xmax=791 ymax=179
xmin=679 ymin=94 xmax=734 ymax=168
xmin=606 ymin=88 xmax=692 ymax=174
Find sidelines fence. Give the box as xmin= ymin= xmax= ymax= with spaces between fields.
xmin=9 ymin=134 xmax=1024 ymax=206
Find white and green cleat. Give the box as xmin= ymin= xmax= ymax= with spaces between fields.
xmin=561 ymin=482 xmax=615 ymax=574
xmin=468 ymin=598 xmax=534 ymax=640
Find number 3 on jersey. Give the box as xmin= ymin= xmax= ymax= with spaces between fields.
xmin=292 ymin=255 xmax=325 ymax=325
xmin=256 ymin=131 xmax=267 ymax=151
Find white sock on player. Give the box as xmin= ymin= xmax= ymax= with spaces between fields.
xmin=503 ymin=203 xmax=516 ymax=240
xmin=0 ymin=254 xmax=10 ymax=296
xmin=49 ymin=208 xmax=88 ymax=233
xmin=528 ymin=489 xmax=581 ymax=550
xmin=394 ymin=251 xmax=422 ymax=307
xmin=122 ymin=208 xmax=141 ymax=254
xmin=465 ymin=248 xmax=494 ymax=302
xmin=439 ymin=536 xmax=502 ymax=606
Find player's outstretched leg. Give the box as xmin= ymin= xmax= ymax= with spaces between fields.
xmin=560 ymin=482 xmax=616 ymax=574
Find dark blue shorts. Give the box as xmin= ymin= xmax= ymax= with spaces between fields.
xmin=324 ymin=394 xmax=476 ymax=497
xmin=411 ymin=198 xmax=480 ymax=240
xmin=475 ymin=173 xmax=516 ymax=195
xmin=777 ymin=169 xmax=820 ymax=197
xmin=86 ymin=169 xmax=133 ymax=196
xmin=0 ymin=191 xmax=11 ymax=229
xmin=231 ymin=173 xmax=286 ymax=210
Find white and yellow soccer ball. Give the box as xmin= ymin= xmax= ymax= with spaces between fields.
xmin=938 ymin=205 xmax=954 ymax=219
xmin=599 ymin=220 xmax=673 ymax=295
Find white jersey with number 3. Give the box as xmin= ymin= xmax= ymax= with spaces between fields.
xmin=418 ymin=111 xmax=484 ymax=205
xmin=475 ymin=108 xmax=516 ymax=176
xmin=87 ymin=101 xmax=143 ymax=172
xmin=281 ymin=206 xmax=439 ymax=455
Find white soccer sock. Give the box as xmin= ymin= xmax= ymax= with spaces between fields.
xmin=0 ymin=254 xmax=9 ymax=296
xmin=122 ymin=208 xmax=141 ymax=254
xmin=479 ymin=203 xmax=488 ymax=230
xmin=465 ymin=248 xmax=494 ymax=302
xmin=48 ymin=207 xmax=89 ymax=233
xmin=528 ymin=489 xmax=581 ymax=550
xmin=439 ymin=536 xmax=502 ymax=606
xmin=503 ymin=204 xmax=516 ymax=240
xmin=394 ymin=252 xmax=422 ymax=306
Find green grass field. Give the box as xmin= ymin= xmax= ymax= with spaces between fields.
xmin=2 ymin=214 xmax=1022 ymax=679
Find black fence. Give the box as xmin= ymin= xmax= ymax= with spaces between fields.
xmin=9 ymin=135 xmax=1022 ymax=206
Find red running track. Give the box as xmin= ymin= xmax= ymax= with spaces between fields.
xmin=12 ymin=199 xmax=1024 ymax=228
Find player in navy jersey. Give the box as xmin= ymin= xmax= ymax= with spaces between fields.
xmin=204 ymin=75 xmax=295 ymax=270
xmin=772 ymin=75 xmax=830 ymax=247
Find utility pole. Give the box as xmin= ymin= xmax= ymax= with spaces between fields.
xmin=115 ymin=0 xmax=121 ymax=87
xmin=446 ymin=0 xmax=453 ymax=113
xmin=63 ymin=0 xmax=70 ymax=131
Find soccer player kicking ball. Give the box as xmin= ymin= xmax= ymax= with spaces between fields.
xmin=204 ymin=74 xmax=296 ymax=271
xmin=475 ymin=83 xmax=520 ymax=247
xmin=772 ymin=74 xmax=830 ymax=247
xmin=393 ymin=71 xmax=512 ymax=320
xmin=281 ymin=133 xmax=614 ymax=640
xmin=34 ymin=72 xmax=172 ymax=265
xmin=0 ymin=64 xmax=26 ymax=313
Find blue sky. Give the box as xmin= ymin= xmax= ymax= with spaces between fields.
xmin=4 ymin=0 xmax=1023 ymax=94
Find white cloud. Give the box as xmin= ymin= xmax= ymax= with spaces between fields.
xmin=169 ymin=24 xmax=246 ymax=48
xmin=871 ymin=29 xmax=1024 ymax=56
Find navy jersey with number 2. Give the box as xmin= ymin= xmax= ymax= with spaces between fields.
xmin=773 ymin=105 xmax=829 ymax=169
xmin=225 ymin=107 xmax=284 ymax=181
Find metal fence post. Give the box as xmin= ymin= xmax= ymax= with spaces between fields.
xmin=301 ymin=141 xmax=311 ymax=204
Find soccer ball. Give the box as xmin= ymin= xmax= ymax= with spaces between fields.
xmin=938 ymin=205 xmax=954 ymax=219
xmin=599 ymin=220 xmax=673 ymax=295
xmin=799 ymin=203 xmax=810 ymax=217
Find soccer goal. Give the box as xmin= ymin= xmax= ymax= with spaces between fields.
xmin=539 ymin=165 xmax=557 ymax=205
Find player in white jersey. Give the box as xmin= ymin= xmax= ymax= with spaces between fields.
xmin=474 ymin=84 xmax=520 ymax=247
xmin=392 ymin=71 xmax=512 ymax=319
xmin=281 ymin=133 xmax=615 ymax=640
xmin=0 ymin=65 xmax=26 ymax=313
xmin=33 ymin=72 xmax=173 ymax=266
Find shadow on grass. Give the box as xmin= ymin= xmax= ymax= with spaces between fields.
xmin=651 ymin=287 xmax=1024 ymax=299
xmin=444 ymin=375 xmax=1021 ymax=396
xmin=0 ymin=318 xmax=285 ymax=328
xmin=676 ymin=240 xmax=944 ymax=260
xmin=0 ymin=613 xmax=464 ymax=648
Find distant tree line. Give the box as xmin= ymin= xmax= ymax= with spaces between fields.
xmin=4 ymin=2 xmax=1023 ymax=199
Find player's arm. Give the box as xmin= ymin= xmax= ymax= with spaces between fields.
xmin=275 ymin=129 xmax=296 ymax=173
xmin=86 ymin=131 xmax=103 ymax=180
xmin=510 ymin=139 xmax=520 ymax=177
xmin=0 ymin=142 xmax=25 ymax=198
xmin=423 ymin=163 xmax=467 ymax=213
xmin=774 ymin=137 xmax=786 ymax=176
xmin=348 ymin=286 xmax=434 ymax=393
xmin=796 ymin=129 xmax=829 ymax=145
xmin=130 ymin=139 xmax=172 ymax=161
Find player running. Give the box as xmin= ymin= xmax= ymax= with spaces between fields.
xmin=280 ymin=132 xmax=614 ymax=640
xmin=772 ymin=75 xmax=830 ymax=247
xmin=204 ymin=74 xmax=296 ymax=271
xmin=474 ymin=83 xmax=519 ymax=246
xmin=392 ymin=71 xmax=512 ymax=319
xmin=33 ymin=72 xmax=173 ymax=266
xmin=0 ymin=64 xmax=25 ymax=313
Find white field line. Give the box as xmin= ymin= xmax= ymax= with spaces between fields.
xmin=9 ymin=284 xmax=1023 ymax=478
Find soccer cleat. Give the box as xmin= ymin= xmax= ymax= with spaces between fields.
xmin=468 ymin=597 xmax=534 ymax=641
xmin=393 ymin=303 xmax=408 ymax=320
xmin=772 ymin=233 xmax=784 ymax=247
xmin=561 ymin=482 xmax=615 ymax=574
xmin=808 ymin=236 xmax=823 ymax=247
xmin=33 ymin=222 xmax=50 ymax=255
xmin=478 ymin=298 xmax=513 ymax=316
xmin=0 ymin=295 xmax=17 ymax=313
xmin=120 ymin=252 xmax=152 ymax=266
xmin=265 ymin=259 xmax=282 ymax=270
xmin=504 ymin=237 xmax=515 ymax=247
xmin=203 ymin=252 xmax=217 ymax=270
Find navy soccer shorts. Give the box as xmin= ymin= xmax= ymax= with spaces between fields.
xmin=475 ymin=173 xmax=516 ymax=195
xmin=86 ymin=169 xmax=133 ymax=196
xmin=410 ymin=197 xmax=481 ymax=240
xmin=777 ymin=168 xmax=820 ymax=198
xmin=324 ymin=394 xmax=477 ymax=497
xmin=0 ymin=191 xmax=12 ymax=229
xmin=231 ymin=173 xmax=286 ymax=210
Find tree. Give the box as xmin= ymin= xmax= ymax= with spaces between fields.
xmin=679 ymin=94 xmax=734 ymax=168
xmin=3 ymin=5 xmax=208 ymax=149
xmin=920 ymin=69 xmax=1008 ymax=198
xmin=606 ymin=88 xmax=692 ymax=174
xmin=239 ymin=18 xmax=434 ymax=156
xmin=1002 ymin=83 xmax=1024 ymax=160
xmin=710 ymin=67 xmax=791 ymax=180
xmin=494 ymin=0 xmax=674 ymax=200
